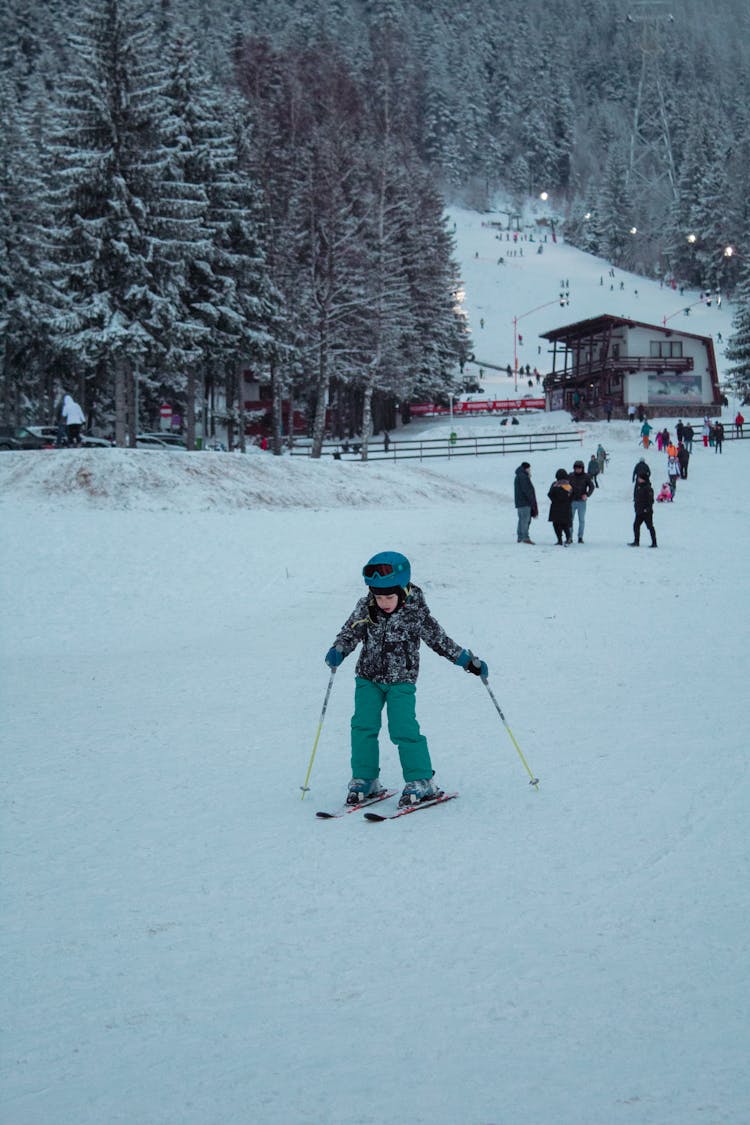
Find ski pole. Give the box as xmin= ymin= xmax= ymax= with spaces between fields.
xmin=300 ymin=667 xmax=337 ymax=799
xmin=481 ymin=676 xmax=539 ymax=789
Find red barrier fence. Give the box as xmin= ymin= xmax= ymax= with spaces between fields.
xmin=408 ymin=398 xmax=545 ymax=416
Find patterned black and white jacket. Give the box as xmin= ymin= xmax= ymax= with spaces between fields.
xmin=331 ymin=584 xmax=463 ymax=685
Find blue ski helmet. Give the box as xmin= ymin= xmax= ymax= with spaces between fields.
xmin=362 ymin=551 xmax=411 ymax=589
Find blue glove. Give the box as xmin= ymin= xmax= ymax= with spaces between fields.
xmin=456 ymin=648 xmax=488 ymax=679
xmin=325 ymin=645 xmax=344 ymax=668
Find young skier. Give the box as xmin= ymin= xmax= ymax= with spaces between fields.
xmin=324 ymin=551 xmax=487 ymax=808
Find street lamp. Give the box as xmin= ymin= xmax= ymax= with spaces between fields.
xmin=513 ymin=295 xmax=570 ymax=392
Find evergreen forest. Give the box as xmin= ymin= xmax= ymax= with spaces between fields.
xmin=2 ymin=0 xmax=749 ymax=449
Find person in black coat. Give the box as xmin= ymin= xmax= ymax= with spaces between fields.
xmin=630 ymin=475 xmax=657 ymax=547
xmin=677 ymin=442 xmax=690 ymax=479
xmin=514 ymin=462 xmax=538 ymax=544
xmin=548 ymin=469 xmax=573 ymax=545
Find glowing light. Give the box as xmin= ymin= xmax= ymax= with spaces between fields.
xmin=539 ymin=191 xmax=549 ymax=201
xmin=724 ymin=245 xmax=735 ymax=257
xmin=687 ymin=233 xmax=697 ymax=244
xmin=584 ymin=212 xmax=592 ymax=220
xmin=630 ymin=227 xmax=638 ymax=235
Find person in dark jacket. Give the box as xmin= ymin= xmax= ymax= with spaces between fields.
xmin=587 ymin=453 xmax=600 ymax=488
xmin=548 ymin=469 xmax=573 ymax=545
xmin=632 ymin=458 xmax=651 ymax=482
xmin=514 ymin=462 xmax=537 ymax=544
xmin=569 ymin=459 xmax=594 ymax=542
xmin=629 ymin=476 xmax=657 ymax=547
xmin=677 ymin=442 xmax=690 ymax=479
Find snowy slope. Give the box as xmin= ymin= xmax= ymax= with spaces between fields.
xmin=447 ymin=202 xmax=735 ymax=399
xmin=1 ymin=216 xmax=748 ymax=1125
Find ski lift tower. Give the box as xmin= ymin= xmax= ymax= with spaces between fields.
xmin=626 ymin=2 xmax=678 ymax=203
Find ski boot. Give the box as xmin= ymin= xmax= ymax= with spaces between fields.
xmin=346 ymin=778 xmax=386 ymax=806
xmin=398 ymin=777 xmax=443 ymax=808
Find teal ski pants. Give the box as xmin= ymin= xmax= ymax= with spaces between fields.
xmin=351 ymin=677 xmax=433 ymax=782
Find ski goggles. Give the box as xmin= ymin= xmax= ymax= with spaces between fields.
xmin=363 ymin=562 xmax=397 ymax=578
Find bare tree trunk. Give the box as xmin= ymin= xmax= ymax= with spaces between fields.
xmin=286 ymin=385 xmax=295 ymax=451
xmin=359 ymin=82 xmax=390 ymax=463
xmin=360 ymin=367 xmax=377 ymax=461
xmin=225 ymin=369 xmax=235 ymax=451
xmin=197 ymin=369 xmax=207 ymax=450
xmin=114 ymin=359 xmax=127 ymax=446
xmin=186 ymin=368 xmax=196 ymax=450
xmin=236 ymin=366 xmax=247 ymax=453
xmin=126 ymin=373 xmax=137 ymax=448
xmin=310 ymin=324 xmax=329 ymax=458
xmin=271 ymin=357 xmax=283 ymax=455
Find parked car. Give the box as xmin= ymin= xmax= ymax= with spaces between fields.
xmin=27 ymin=426 xmax=112 ymax=448
xmin=138 ymin=432 xmax=187 ymax=448
xmin=136 ymin=433 xmax=187 ymax=449
xmin=0 ymin=425 xmax=51 ymax=450
xmin=80 ymin=433 xmax=112 ymax=447
xmin=27 ymin=426 xmax=63 ymax=446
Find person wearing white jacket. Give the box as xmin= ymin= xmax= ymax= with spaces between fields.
xmin=61 ymin=394 xmax=85 ymax=446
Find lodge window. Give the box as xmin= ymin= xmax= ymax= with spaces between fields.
xmin=650 ymin=340 xmax=683 ymax=358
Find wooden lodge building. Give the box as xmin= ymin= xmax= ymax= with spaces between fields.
xmin=541 ymin=315 xmax=721 ymax=420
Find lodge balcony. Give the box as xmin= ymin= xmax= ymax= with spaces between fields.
xmin=544 ymin=354 xmax=694 ymax=390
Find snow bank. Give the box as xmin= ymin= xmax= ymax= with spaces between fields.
xmin=0 ymin=446 xmax=499 ymax=512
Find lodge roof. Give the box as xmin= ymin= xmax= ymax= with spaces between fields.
xmin=540 ymin=313 xmax=714 ymax=347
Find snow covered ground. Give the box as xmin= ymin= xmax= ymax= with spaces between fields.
xmin=1 ymin=211 xmax=748 ymax=1125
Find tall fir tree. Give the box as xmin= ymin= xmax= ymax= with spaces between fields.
xmin=44 ymin=0 xmax=182 ymax=442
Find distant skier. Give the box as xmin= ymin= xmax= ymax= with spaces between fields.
xmin=587 ymin=454 xmax=600 ymax=488
xmin=324 ymin=552 xmax=487 ymax=809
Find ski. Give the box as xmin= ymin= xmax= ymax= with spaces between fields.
xmin=315 ymin=789 xmax=399 ymax=819
xmin=363 ymin=792 xmax=459 ymax=821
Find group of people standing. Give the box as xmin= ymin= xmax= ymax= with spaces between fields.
xmin=512 ymin=414 xmax=715 ymax=548
xmin=514 ymin=457 xmax=598 ymax=546
xmin=701 ymin=416 xmax=725 ymax=451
